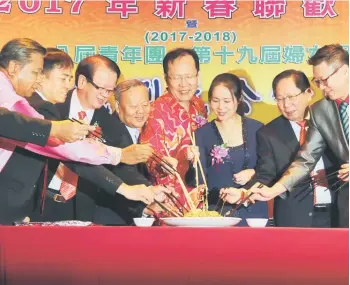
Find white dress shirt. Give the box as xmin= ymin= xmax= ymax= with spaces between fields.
xmin=125 ymin=125 xmax=140 ymax=144
xmin=49 ymin=89 xmax=95 ymax=191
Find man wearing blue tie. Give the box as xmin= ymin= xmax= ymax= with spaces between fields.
xmin=249 ymin=44 xmax=349 ymax=227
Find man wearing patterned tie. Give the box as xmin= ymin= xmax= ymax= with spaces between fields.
xmin=249 ymin=44 xmax=349 ymax=227
xmin=0 ymin=39 xmax=162 ymax=224
xmin=51 ymin=55 xmax=159 ymax=222
xmin=28 ymin=51 xmax=167 ymax=222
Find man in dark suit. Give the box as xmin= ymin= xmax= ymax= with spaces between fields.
xmin=249 ymin=70 xmax=337 ymax=227
xmin=0 ymin=108 xmax=51 ymax=145
xmin=0 ymin=107 xmax=96 ymax=145
xmin=28 ymin=50 xmax=165 ymax=222
xmin=93 ymin=79 xmax=154 ymax=225
xmin=250 ymin=44 xmax=349 ymax=228
xmin=0 ymin=39 xmax=132 ymax=224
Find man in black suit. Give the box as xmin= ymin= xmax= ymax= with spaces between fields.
xmin=0 ymin=108 xmax=51 ymax=145
xmin=250 ymin=45 xmax=349 ymax=228
xmin=93 ymin=79 xmax=154 ymax=225
xmin=0 ymin=39 xmax=133 ymax=224
xmin=0 ymin=107 xmax=96 ymax=145
xmin=223 ymin=70 xmax=337 ymax=227
xmin=30 ymin=51 xmax=161 ymax=222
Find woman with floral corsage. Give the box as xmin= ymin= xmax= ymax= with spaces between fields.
xmin=194 ymin=73 xmax=268 ymax=226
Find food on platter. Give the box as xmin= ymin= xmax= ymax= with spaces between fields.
xmin=183 ymin=209 xmax=221 ymax=217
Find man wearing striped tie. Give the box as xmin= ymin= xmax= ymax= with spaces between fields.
xmin=249 ymin=44 xmax=349 ymax=228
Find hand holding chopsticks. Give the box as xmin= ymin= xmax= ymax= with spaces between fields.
xmin=51 ymin=120 xmax=96 ymax=143
xmin=69 ymin=118 xmax=105 ymax=143
xmin=224 ymin=185 xmax=261 ymax=217
xmin=150 ymin=152 xmax=179 ymax=175
xmin=219 ymin=187 xmax=243 ymax=205
xmin=120 ymin=144 xmax=154 ymax=165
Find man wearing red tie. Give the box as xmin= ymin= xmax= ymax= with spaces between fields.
xmin=30 ymin=52 xmax=163 ymax=222
xmin=249 ymin=44 xmax=349 ymax=227
xmin=222 ymin=70 xmax=338 ymax=227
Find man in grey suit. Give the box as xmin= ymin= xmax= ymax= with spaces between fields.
xmin=249 ymin=44 xmax=349 ymax=227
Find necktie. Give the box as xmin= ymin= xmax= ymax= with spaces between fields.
xmin=78 ymin=110 xmax=87 ymax=121
xmin=59 ymin=165 xmax=78 ymax=201
xmin=296 ymin=120 xmax=307 ymax=146
xmin=58 ymin=111 xmax=87 ymax=200
xmin=339 ymin=102 xmax=349 ymax=143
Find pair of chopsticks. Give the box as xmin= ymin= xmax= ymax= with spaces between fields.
xmin=69 ymin=118 xmax=106 ymax=143
xmin=153 ymin=199 xmax=183 ymax=217
xmin=165 ymin=192 xmax=190 ymax=214
xmin=295 ymin=170 xmax=348 ymax=202
xmin=159 ymin=141 xmax=196 ymax=211
xmin=188 ymin=129 xmax=209 ymax=211
xmin=150 ymin=152 xmax=180 ymax=176
xmin=223 ymin=183 xmax=263 ymax=217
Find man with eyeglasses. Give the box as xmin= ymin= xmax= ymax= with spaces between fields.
xmin=223 ymin=70 xmax=337 ymax=227
xmin=44 ymin=55 xmax=164 ymax=222
xmin=140 ymin=48 xmax=207 ymax=210
xmin=249 ymin=44 xmax=349 ymax=228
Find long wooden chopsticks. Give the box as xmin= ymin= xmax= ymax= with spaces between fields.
xmin=69 ymin=118 xmax=106 ymax=143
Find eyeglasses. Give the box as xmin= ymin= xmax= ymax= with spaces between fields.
xmin=312 ymin=64 xmax=344 ymax=88
xmin=275 ymin=90 xmax=305 ymax=104
xmin=166 ymin=73 xmax=198 ymax=83
xmin=85 ymin=77 xmax=116 ymax=95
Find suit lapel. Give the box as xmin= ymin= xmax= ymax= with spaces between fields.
xmin=28 ymin=92 xmax=62 ymax=120
xmin=122 ymin=125 xmax=134 ymax=147
xmin=277 ymin=116 xmax=300 ymax=154
xmin=326 ymin=100 xmax=349 ymax=150
xmin=90 ymin=108 xmax=100 ymax=126
xmin=29 ymin=92 xmax=42 ymax=104
xmin=55 ymin=89 xmax=74 ymax=119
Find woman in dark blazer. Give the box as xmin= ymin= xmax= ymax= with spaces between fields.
xmin=195 ymin=73 xmax=268 ymax=226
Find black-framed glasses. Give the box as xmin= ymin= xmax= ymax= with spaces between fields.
xmin=85 ymin=76 xmax=116 ymax=95
xmin=312 ymin=64 xmax=344 ymax=88
xmin=275 ymin=90 xmax=305 ymax=104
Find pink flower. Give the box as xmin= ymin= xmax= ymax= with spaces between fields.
xmin=195 ymin=114 xmax=208 ymax=128
xmin=210 ymin=144 xmax=229 ymax=165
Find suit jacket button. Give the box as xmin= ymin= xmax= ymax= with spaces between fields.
xmin=309 ymin=212 xmax=313 ymax=216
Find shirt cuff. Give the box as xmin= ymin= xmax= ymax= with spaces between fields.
xmin=106 ymin=145 xmax=122 ymax=165
xmin=142 ymin=210 xmax=151 ymax=218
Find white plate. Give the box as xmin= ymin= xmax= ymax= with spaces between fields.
xmin=160 ymin=217 xmax=242 ymax=227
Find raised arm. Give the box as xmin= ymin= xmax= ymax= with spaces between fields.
xmin=1 ymin=99 xmax=121 ymax=165
xmin=279 ymin=111 xmax=326 ymax=191
xmin=0 ymin=107 xmax=51 ymax=146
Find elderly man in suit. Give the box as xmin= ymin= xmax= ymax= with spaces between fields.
xmin=249 ymin=44 xmax=349 ymax=228
xmin=223 ymin=70 xmax=337 ymax=227
xmin=93 ymin=79 xmax=156 ymax=224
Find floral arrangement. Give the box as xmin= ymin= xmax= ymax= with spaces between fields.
xmin=195 ymin=114 xmax=208 ymax=128
xmin=210 ymin=143 xmax=229 ymax=165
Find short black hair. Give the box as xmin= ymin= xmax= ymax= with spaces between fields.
xmin=43 ymin=48 xmax=73 ymax=75
xmin=75 ymin=55 xmax=121 ymax=86
xmin=162 ymin=48 xmax=199 ymax=75
xmin=308 ymin=44 xmax=349 ymax=67
xmin=272 ymin=69 xmax=310 ymax=98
